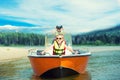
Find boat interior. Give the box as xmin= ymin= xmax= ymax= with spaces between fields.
xmin=28 ymin=33 xmax=91 ymax=57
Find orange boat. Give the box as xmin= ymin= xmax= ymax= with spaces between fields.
xmin=28 ymin=50 xmax=91 ymax=77
xmin=28 ymin=34 xmax=91 ymax=77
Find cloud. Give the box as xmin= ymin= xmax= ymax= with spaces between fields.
xmin=0 ymin=0 xmax=120 ymax=33
xmin=0 ymin=25 xmax=19 ymax=30
xmin=118 ymin=0 xmax=120 ymax=5
xmin=0 ymin=24 xmax=52 ymax=33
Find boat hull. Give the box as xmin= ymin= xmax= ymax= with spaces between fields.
xmin=28 ymin=54 xmax=90 ymax=77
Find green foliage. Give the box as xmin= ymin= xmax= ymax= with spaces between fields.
xmin=72 ymin=25 xmax=120 ymax=45
xmin=0 ymin=25 xmax=120 ymax=46
xmin=0 ymin=32 xmax=45 ymax=46
xmin=94 ymin=40 xmax=104 ymax=46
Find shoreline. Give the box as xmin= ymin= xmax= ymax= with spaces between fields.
xmin=0 ymin=47 xmax=28 ymax=62
xmin=0 ymin=46 xmax=120 ymax=62
xmin=76 ymin=46 xmax=120 ymax=53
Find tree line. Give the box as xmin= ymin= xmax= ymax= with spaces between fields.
xmin=72 ymin=33 xmax=120 ymax=45
xmin=0 ymin=32 xmax=45 ymax=46
xmin=72 ymin=25 xmax=120 ymax=45
xmin=0 ymin=25 xmax=120 ymax=46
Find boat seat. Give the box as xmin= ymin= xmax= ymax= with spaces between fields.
xmin=37 ymin=50 xmax=43 ymax=55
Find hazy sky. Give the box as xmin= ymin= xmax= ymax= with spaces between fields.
xmin=0 ymin=0 xmax=120 ymax=34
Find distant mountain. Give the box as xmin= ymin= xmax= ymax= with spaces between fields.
xmin=73 ymin=25 xmax=120 ymax=45
xmin=84 ymin=25 xmax=120 ymax=36
xmin=0 ymin=28 xmax=44 ymax=34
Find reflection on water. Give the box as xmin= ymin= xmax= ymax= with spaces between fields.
xmin=0 ymin=57 xmax=91 ymax=80
xmin=0 ymin=58 xmax=32 ymax=80
xmin=0 ymin=50 xmax=120 ymax=80
xmin=31 ymin=71 xmax=91 ymax=80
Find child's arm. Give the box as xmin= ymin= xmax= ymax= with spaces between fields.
xmin=41 ymin=45 xmax=53 ymax=55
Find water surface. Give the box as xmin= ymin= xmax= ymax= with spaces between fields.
xmin=0 ymin=50 xmax=120 ymax=80
xmin=88 ymin=50 xmax=120 ymax=80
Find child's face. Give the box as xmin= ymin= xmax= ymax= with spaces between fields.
xmin=56 ymin=29 xmax=61 ymax=32
xmin=56 ymin=35 xmax=64 ymax=44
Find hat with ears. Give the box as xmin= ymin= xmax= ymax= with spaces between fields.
xmin=56 ymin=25 xmax=63 ymax=29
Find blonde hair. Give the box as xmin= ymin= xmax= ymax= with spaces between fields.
xmin=56 ymin=34 xmax=64 ymax=38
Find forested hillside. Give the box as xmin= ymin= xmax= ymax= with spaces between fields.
xmin=72 ymin=25 xmax=120 ymax=45
xmin=0 ymin=32 xmax=45 ymax=46
xmin=0 ymin=25 xmax=120 ymax=46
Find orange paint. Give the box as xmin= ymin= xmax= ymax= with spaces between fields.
xmin=28 ymin=55 xmax=90 ymax=76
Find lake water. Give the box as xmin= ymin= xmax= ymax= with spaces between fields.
xmin=0 ymin=50 xmax=120 ymax=80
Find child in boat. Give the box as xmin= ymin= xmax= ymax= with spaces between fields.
xmin=55 ymin=25 xmax=65 ymax=35
xmin=41 ymin=34 xmax=74 ymax=55
xmin=50 ymin=25 xmax=65 ymax=36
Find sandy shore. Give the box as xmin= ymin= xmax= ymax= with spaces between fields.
xmin=0 ymin=47 xmax=29 ymax=62
xmin=0 ymin=46 xmax=120 ymax=61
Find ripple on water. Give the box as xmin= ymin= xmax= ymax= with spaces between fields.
xmin=88 ymin=50 xmax=120 ymax=80
xmin=0 ymin=50 xmax=120 ymax=80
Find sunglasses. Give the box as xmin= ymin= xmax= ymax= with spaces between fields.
xmin=56 ymin=37 xmax=62 ymax=40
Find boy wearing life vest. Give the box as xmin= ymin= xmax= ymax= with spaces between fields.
xmin=41 ymin=34 xmax=74 ymax=55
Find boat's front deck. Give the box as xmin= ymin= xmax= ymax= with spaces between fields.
xmin=28 ymin=49 xmax=91 ymax=58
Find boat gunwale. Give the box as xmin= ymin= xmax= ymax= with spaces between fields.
xmin=28 ymin=52 xmax=91 ymax=58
